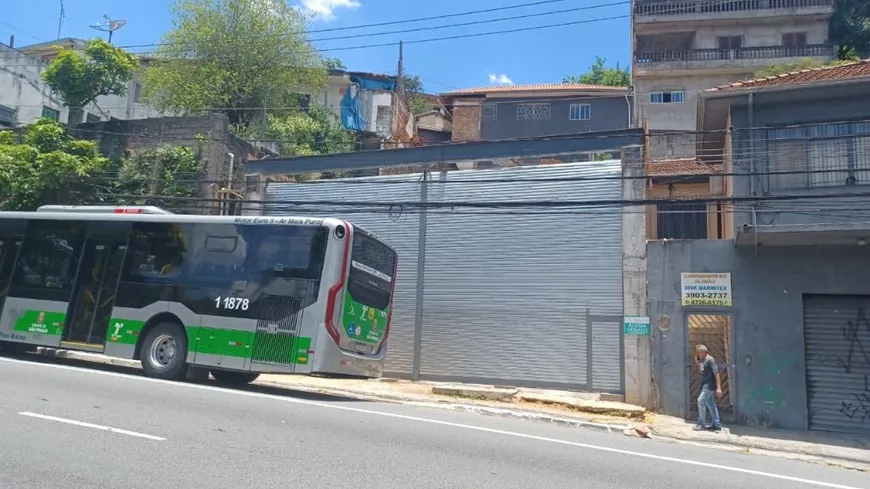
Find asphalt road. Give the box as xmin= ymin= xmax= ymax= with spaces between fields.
xmin=0 ymin=355 xmax=867 ymax=489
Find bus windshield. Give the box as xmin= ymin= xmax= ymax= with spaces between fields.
xmin=348 ymin=232 xmax=396 ymax=310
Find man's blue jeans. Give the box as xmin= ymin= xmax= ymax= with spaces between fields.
xmin=697 ymin=386 xmax=721 ymax=427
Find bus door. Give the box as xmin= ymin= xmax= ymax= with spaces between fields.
xmin=63 ymin=222 xmax=130 ymax=349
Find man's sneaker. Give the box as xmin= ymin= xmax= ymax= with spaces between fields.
xmin=710 ymin=425 xmax=723 ymax=432
xmin=693 ymin=424 xmax=707 ymax=431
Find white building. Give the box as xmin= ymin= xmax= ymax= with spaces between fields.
xmin=0 ymin=38 xmax=165 ymax=127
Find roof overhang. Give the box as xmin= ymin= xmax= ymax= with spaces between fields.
xmin=247 ymin=128 xmax=644 ymax=174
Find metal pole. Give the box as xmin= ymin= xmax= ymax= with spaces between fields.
xmin=411 ymin=170 xmax=429 ymax=381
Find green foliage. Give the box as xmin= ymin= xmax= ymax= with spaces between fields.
xmin=0 ymin=119 xmax=109 ymax=210
xmin=563 ymin=56 xmax=631 ymax=87
xmin=752 ymin=58 xmax=855 ymax=78
xmin=401 ymin=74 xmax=431 ymax=116
xmin=830 ymin=0 xmax=870 ymax=59
xmin=113 ymin=146 xmax=204 ymax=204
xmin=42 ymin=38 xmax=137 ymax=111
xmin=142 ymin=0 xmax=326 ymax=126
xmin=256 ymin=104 xmax=355 ymax=157
xmin=325 ymin=58 xmax=346 ymax=70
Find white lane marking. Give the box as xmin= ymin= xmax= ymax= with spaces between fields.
xmin=0 ymin=357 xmax=861 ymax=489
xmin=18 ymin=412 xmax=165 ymax=441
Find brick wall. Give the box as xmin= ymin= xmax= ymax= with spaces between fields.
xmin=451 ymin=99 xmax=482 ymax=141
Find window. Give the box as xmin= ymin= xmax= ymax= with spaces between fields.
xmin=349 ymin=232 xmax=396 ymax=309
xmin=782 ymin=32 xmax=807 ymax=47
xmin=12 ymin=220 xmax=86 ymax=291
xmin=133 ymin=82 xmax=142 ymax=103
xmin=765 ymin=122 xmax=870 ymax=190
xmin=717 ymin=36 xmax=743 ymax=50
xmin=41 ymin=106 xmax=60 ymax=122
xmin=0 ymin=104 xmax=14 ymax=125
xmin=656 ymin=202 xmax=707 ymax=240
xmin=254 ymin=226 xmax=328 ymax=280
xmin=517 ymin=103 xmax=551 ymax=121
xmin=125 ymin=223 xmax=189 ymax=282
xmin=86 ymin=113 xmax=100 ymax=124
xmin=482 ymin=103 xmax=497 ymax=121
xmin=569 ymin=103 xmax=591 ymax=121
xmin=649 ymin=91 xmax=684 ymax=104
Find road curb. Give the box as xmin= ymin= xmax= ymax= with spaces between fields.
xmin=35 ymin=348 xmax=629 ymax=433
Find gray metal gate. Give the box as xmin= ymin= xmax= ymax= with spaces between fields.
xmin=803 ymin=295 xmax=870 ymax=435
xmin=264 ymin=162 xmax=625 ymax=392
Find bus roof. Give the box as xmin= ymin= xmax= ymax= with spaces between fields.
xmin=0 ymin=208 xmax=336 ymax=227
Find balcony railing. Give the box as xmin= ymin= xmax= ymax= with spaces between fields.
xmin=634 ymin=0 xmax=834 ymax=17
xmin=635 ymin=44 xmax=833 ymax=65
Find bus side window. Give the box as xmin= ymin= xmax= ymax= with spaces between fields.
xmin=186 ymin=223 xmax=248 ymax=286
xmin=124 ymin=222 xmax=188 ymax=283
xmin=12 ymin=220 xmax=86 ymax=291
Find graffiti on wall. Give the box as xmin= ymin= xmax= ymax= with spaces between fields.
xmin=837 ymin=308 xmax=870 ymax=423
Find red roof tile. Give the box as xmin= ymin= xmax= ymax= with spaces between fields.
xmin=648 ymin=158 xmax=721 ymax=177
xmin=708 ymin=60 xmax=870 ymax=91
xmin=444 ymin=83 xmax=629 ymax=96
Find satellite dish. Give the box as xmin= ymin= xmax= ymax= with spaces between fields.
xmin=89 ymin=15 xmax=127 ymax=43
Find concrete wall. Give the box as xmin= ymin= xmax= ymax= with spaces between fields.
xmin=635 ymin=73 xmax=753 ymax=133
xmin=648 ymin=239 xmax=870 ymax=429
xmin=694 ymin=20 xmax=829 ymax=49
xmin=479 ymin=96 xmax=632 ymax=140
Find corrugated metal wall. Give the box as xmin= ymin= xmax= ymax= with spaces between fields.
xmin=803 ymin=295 xmax=870 ymax=436
xmin=265 ymin=161 xmax=625 ymax=392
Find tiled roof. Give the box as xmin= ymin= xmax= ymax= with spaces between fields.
xmin=708 ymin=60 xmax=870 ymax=91
xmin=648 ymin=158 xmax=721 ymax=177
xmin=444 ymin=83 xmax=629 ymax=96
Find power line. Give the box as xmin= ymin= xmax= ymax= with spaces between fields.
xmin=307 ymin=1 xmax=629 ymax=43
xmin=117 ymin=0 xmax=581 ymax=50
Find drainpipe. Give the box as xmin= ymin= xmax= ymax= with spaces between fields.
xmin=748 ymin=92 xmax=755 ymax=199
xmin=625 ymin=91 xmax=633 ymax=128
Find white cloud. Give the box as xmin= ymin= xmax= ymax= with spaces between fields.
xmin=488 ymin=73 xmax=514 ymax=85
xmin=301 ymin=0 xmax=361 ymax=21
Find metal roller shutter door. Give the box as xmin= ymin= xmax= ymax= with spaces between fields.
xmin=419 ymin=162 xmax=624 ymax=391
xmin=265 ymin=176 xmax=421 ymax=377
xmin=803 ymin=295 xmax=870 ymax=435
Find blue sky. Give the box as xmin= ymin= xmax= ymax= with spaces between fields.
xmin=2 ymin=0 xmax=630 ymax=94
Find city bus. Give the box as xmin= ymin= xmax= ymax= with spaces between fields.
xmin=0 ymin=205 xmax=397 ymax=385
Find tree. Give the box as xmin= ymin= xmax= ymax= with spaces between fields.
xmin=258 ymin=104 xmax=355 ymax=157
xmin=325 ymin=58 xmax=346 ymax=70
xmin=830 ymin=0 xmax=870 ymax=59
xmin=563 ymin=56 xmax=631 ymax=87
xmin=141 ymin=0 xmax=326 ymax=126
xmin=402 ymin=74 xmax=432 ymax=116
xmin=111 ymin=146 xmax=205 ymax=210
xmin=0 ymin=119 xmax=109 ymax=210
xmin=42 ymin=38 xmax=137 ymax=122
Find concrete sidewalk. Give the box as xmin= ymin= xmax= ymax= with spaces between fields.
xmin=28 ymin=347 xmax=870 ymax=472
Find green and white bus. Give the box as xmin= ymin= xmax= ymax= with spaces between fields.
xmin=0 ymin=205 xmax=397 ymax=385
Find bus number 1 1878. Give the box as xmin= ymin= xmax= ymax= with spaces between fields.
xmin=215 ymin=296 xmax=250 ymax=311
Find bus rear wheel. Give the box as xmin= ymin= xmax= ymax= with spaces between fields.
xmin=211 ymin=369 xmax=260 ymax=386
xmin=140 ymin=323 xmax=188 ymax=381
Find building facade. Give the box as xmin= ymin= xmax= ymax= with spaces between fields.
xmin=633 ymin=0 xmax=837 ymax=156
xmin=647 ymin=62 xmax=870 ymax=435
xmin=444 ymin=84 xmax=632 ymax=142
xmin=0 ymin=38 xmax=166 ymax=127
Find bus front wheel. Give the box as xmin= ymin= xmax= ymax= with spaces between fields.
xmin=140 ymin=323 xmax=189 ymax=381
xmin=211 ymin=369 xmax=260 ymax=386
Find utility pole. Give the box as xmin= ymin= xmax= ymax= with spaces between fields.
xmin=57 ymin=0 xmax=65 ymax=39
xmin=261 ymin=84 xmax=270 ymax=141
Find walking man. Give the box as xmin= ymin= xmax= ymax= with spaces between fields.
xmin=694 ymin=344 xmax=723 ymax=431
